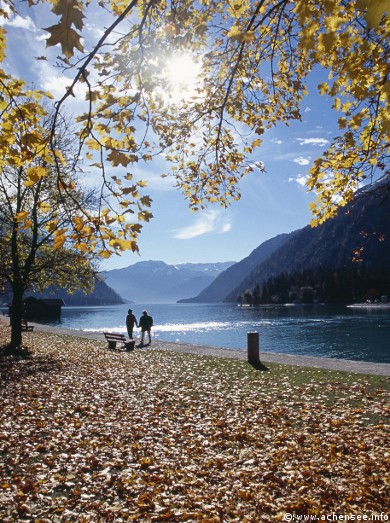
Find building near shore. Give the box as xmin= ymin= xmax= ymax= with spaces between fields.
xmin=23 ymin=297 xmax=65 ymax=319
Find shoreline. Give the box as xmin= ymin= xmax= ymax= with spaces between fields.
xmin=17 ymin=320 xmax=390 ymax=377
xmin=347 ymin=303 xmax=390 ymax=309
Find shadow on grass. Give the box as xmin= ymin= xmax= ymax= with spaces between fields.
xmin=249 ymin=360 xmax=270 ymax=371
xmin=0 ymin=346 xmax=63 ymax=382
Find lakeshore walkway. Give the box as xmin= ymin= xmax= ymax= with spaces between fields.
xmin=23 ymin=321 xmax=390 ymax=377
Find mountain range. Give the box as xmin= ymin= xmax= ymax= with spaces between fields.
xmin=182 ymin=179 xmax=390 ymax=303
xmin=0 ymin=277 xmax=125 ymax=307
xmin=102 ymin=261 xmax=235 ymax=303
xmin=178 ymin=233 xmax=292 ymax=303
xmin=29 ymin=278 xmax=126 ymax=306
xmin=5 ymin=180 xmax=388 ymax=307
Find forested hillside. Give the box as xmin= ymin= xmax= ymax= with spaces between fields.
xmin=181 ymin=180 xmax=390 ymax=305
xmin=0 ymin=278 xmax=125 ymax=307
xmin=227 ymin=181 xmax=390 ymax=304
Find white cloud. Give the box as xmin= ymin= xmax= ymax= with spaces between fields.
xmin=293 ymin=156 xmax=310 ymax=166
xmin=220 ymin=222 xmax=232 ymax=233
xmin=37 ymin=59 xmax=89 ymax=101
xmin=304 ymin=106 xmax=311 ymax=113
xmin=2 ymin=14 xmax=36 ymax=31
xmin=85 ymin=22 xmax=105 ymax=40
xmin=297 ymin=138 xmax=330 ymax=147
xmin=173 ymin=209 xmax=232 ymax=240
xmin=289 ymin=175 xmax=308 ymax=187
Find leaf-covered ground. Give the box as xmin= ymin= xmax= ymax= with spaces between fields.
xmin=0 ymin=329 xmax=389 ymax=522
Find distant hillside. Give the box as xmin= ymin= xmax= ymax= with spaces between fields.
xmin=26 ymin=278 xmax=125 ymax=306
xmin=225 ymin=181 xmax=390 ymax=302
xmin=178 ymin=233 xmax=292 ymax=303
xmin=102 ymin=261 xmax=235 ymax=303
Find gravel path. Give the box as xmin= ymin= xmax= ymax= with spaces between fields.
xmin=26 ymin=321 xmax=390 ymax=377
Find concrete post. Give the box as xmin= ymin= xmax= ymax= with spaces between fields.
xmin=247 ymin=331 xmax=260 ymax=365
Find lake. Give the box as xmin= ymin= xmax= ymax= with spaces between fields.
xmin=28 ymin=303 xmax=390 ymax=364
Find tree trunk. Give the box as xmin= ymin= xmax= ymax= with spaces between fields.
xmin=9 ymin=287 xmax=24 ymax=349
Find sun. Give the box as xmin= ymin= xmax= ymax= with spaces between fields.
xmin=164 ymin=53 xmax=202 ymax=103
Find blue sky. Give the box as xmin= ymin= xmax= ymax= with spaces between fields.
xmin=2 ymin=4 xmax=339 ymax=270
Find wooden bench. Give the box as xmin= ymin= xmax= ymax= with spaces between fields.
xmin=21 ymin=319 xmax=34 ymax=332
xmin=103 ymin=332 xmax=135 ymax=351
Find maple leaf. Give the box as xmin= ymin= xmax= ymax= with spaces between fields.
xmin=227 ymin=25 xmax=255 ymax=43
xmin=106 ymin=150 xmax=133 ymax=167
xmin=44 ymin=23 xmax=84 ymax=59
xmin=357 ymin=0 xmax=390 ymax=27
xmin=25 ymin=166 xmax=47 ymax=187
xmin=51 ymin=0 xmax=85 ymax=31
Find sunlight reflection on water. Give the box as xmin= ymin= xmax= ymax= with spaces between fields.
xmin=26 ymin=303 xmax=390 ymax=363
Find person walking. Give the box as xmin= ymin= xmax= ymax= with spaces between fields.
xmin=139 ymin=310 xmax=153 ymax=345
xmin=126 ymin=309 xmax=138 ymax=339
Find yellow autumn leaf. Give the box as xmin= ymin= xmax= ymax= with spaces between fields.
xmin=109 ymin=238 xmax=133 ymax=251
xmin=45 ymin=220 xmax=59 ymax=233
xmin=72 ymin=216 xmax=84 ymax=231
xmin=75 ymin=242 xmax=88 ymax=253
xmin=333 ymin=98 xmax=341 ymax=111
xmin=241 ymin=30 xmax=255 ymax=43
xmin=25 ymin=166 xmax=47 ymax=187
xmin=357 ymin=0 xmax=390 ymax=27
xmin=326 ymin=12 xmax=343 ymax=31
xmin=39 ymin=201 xmax=51 ymax=212
xmin=318 ymin=32 xmax=338 ymax=53
xmin=251 ymin=138 xmax=262 ymax=148
xmin=98 ymin=249 xmax=111 ymax=259
xmin=51 ymin=0 xmax=85 ymax=30
xmin=228 ymin=0 xmax=249 ymax=19
xmin=15 ymin=211 xmax=29 ymax=222
xmin=380 ymin=81 xmax=390 ymax=101
xmin=228 ymin=26 xmax=255 ymax=43
xmin=227 ymin=25 xmax=243 ymax=41
xmin=53 ymin=234 xmax=66 ymax=249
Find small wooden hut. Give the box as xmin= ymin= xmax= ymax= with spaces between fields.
xmin=23 ymin=297 xmax=65 ymax=319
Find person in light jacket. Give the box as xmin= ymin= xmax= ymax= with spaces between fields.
xmin=139 ymin=310 xmax=153 ymax=345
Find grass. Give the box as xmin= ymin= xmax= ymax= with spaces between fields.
xmin=0 ymin=329 xmax=389 ymax=522
xmin=168 ymin=350 xmax=390 ymax=425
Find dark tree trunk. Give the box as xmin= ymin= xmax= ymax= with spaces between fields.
xmin=9 ymin=286 xmax=24 ymax=350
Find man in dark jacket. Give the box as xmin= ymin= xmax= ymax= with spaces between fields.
xmin=126 ymin=309 xmax=138 ymax=339
xmin=139 ymin=310 xmax=153 ymax=345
